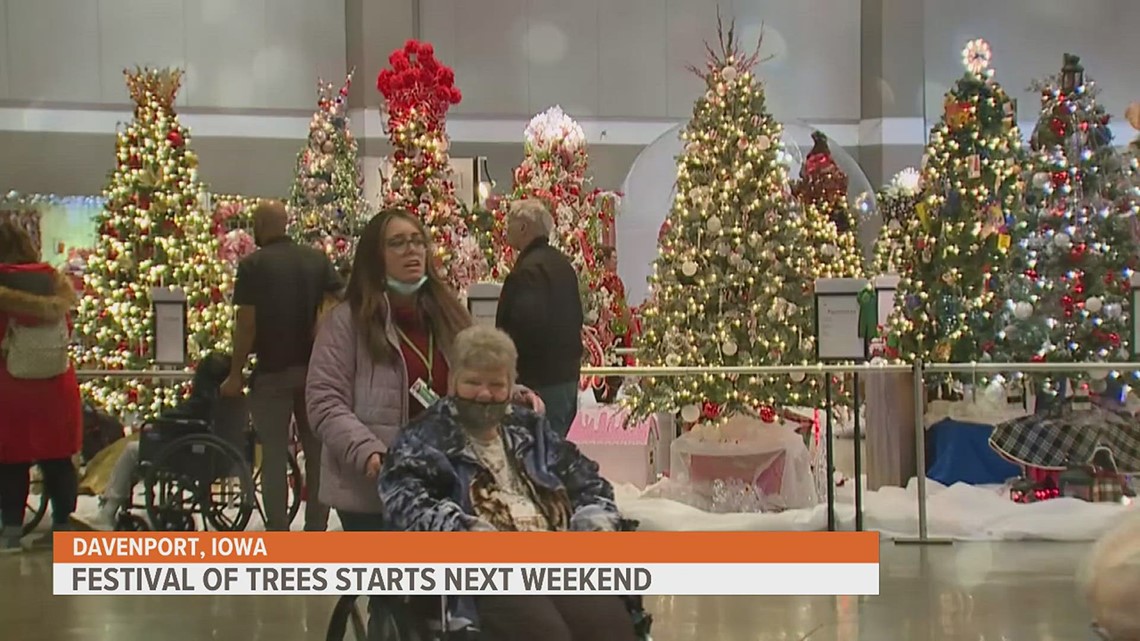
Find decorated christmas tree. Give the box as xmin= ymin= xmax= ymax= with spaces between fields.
xmin=622 ymin=22 xmax=821 ymax=426
xmin=75 ymin=67 xmax=232 ymax=417
xmin=376 ymin=39 xmax=486 ymax=293
xmin=883 ymin=40 xmax=1026 ymax=366
xmin=491 ymin=106 xmax=623 ymax=367
xmin=210 ymin=195 xmax=258 ymax=268
xmin=997 ymin=54 xmax=1139 ymax=389
xmin=792 ymin=131 xmax=865 ymax=279
xmin=287 ymin=72 xmax=369 ymax=273
xmin=871 ymin=168 xmax=922 ymax=274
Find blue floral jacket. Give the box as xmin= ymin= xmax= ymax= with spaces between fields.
xmin=377 ymin=397 xmax=623 ymax=629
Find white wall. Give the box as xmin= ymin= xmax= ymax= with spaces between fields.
xmin=922 ymin=0 xmax=1140 ymax=131
xmin=0 ymin=0 xmax=346 ymax=109
xmin=419 ymin=0 xmax=863 ymax=122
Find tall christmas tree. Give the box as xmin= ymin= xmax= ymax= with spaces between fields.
xmin=623 ymin=22 xmax=821 ymax=426
xmin=287 ymin=71 xmax=369 ymax=273
xmin=871 ymin=168 xmax=922 ymax=274
xmin=997 ymin=54 xmax=1139 ymax=388
xmin=491 ymin=106 xmax=622 ymax=367
xmin=75 ymin=67 xmax=232 ymax=417
xmin=376 ymin=39 xmax=486 ymax=294
xmin=883 ymin=40 xmax=1027 ymax=366
xmin=792 ymin=131 xmax=865 ymax=279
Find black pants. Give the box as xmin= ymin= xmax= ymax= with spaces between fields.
xmin=0 ymin=459 xmax=78 ymax=529
xmin=476 ymin=595 xmax=636 ymax=641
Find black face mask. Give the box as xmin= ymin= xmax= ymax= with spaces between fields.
xmin=452 ymin=396 xmax=509 ymax=429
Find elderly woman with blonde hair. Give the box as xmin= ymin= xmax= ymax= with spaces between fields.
xmin=1083 ymin=512 xmax=1140 ymax=640
xmin=379 ymin=325 xmax=644 ymax=641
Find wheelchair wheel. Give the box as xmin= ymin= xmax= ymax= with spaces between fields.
xmin=143 ymin=433 xmax=256 ymax=532
xmin=21 ymin=467 xmax=48 ymax=536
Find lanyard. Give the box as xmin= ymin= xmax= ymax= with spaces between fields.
xmin=396 ymin=326 xmax=434 ymax=374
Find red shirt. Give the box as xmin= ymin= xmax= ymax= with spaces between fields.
xmin=391 ymin=301 xmax=449 ymax=420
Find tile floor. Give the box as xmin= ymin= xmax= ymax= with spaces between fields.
xmin=1 ymin=540 xmax=1094 ymax=641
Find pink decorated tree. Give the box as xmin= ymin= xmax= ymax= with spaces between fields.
xmin=492 ymin=106 xmax=625 ymax=374
xmin=376 ymin=39 xmax=486 ymax=294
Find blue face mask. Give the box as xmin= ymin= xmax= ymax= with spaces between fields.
xmin=387 ymin=275 xmax=428 ymax=295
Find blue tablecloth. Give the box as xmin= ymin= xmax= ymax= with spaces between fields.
xmin=927 ymin=418 xmax=1021 ymax=486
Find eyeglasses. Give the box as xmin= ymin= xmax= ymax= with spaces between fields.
xmin=385 ymin=235 xmax=427 ymax=252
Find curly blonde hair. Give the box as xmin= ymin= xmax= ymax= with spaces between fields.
xmin=450 ymin=325 xmax=518 ymax=384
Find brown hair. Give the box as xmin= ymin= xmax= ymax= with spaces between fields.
xmin=0 ymin=220 xmax=39 ymax=264
xmin=345 ymin=209 xmax=472 ymax=363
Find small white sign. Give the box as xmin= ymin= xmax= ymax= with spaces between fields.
xmin=467 ymin=282 xmax=503 ymax=327
xmin=873 ymin=273 xmax=900 ymax=330
xmin=814 ymin=278 xmax=869 ymax=361
xmin=151 ymin=287 xmax=187 ymax=365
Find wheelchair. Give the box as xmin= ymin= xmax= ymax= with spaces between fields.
xmin=326 ymin=521 xmax=653 ymax=641
xmin=19 ymin=466 xmax=48 ymax=536
xmin=110 ymin=415 xmax=305 ymax=532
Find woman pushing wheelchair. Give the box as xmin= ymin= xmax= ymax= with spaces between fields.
xmin=378 ymin=324 xmax=647 ymax=641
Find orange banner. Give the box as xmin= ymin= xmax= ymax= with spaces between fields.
xmin=54 ymin=531 xmax=879 ymax=565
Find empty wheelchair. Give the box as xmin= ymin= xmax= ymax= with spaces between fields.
xmin=120 ymin=414 xmax=258 ymax=532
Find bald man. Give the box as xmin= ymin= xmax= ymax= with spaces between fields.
xmin=222 ymin=200 xmax=343 ymax=531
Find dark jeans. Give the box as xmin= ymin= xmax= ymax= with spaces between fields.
xmin=533 ymin=381 xmax=580 ymax=438
xmin=476 ymin=595 xmax=636 ymax=641
xmin=0 ymin=459 xmax=78 ymax=528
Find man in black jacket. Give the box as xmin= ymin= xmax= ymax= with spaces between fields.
xmin=497 ymin=199 xmax=584 ymax=436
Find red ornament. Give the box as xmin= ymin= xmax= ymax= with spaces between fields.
xmin=701 ymin=401 xmax=721 ymax=420
xmin=167 ymin=130 xmax=184 ymax=147
xmin=1052 ymin=171 xmax=1069 ymax=187
xmin=1049 ymin=118 xmax=1066 ymax=137
xmin=1031 ymin=354 xmax=1045 ymax=363
xmin=759 ymin=406 xmax=777 ymax=423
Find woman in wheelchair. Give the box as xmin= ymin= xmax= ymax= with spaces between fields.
xmin=378 ymin=325 xmax=645 ymax=641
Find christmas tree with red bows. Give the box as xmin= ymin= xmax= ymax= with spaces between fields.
xmin=288 ymin=72 xmax=369 ymax=273
xmin=491 ymin=106 xmax=625 ymax=370
xmin=997 ymin=53 xmax=1139 ymax=393
xmin=792 ymin=131 xmax=865 ymax=280
xmin=75 ymin=67 xmax=232 ymax=417
xmin=883 ymin=39 xmax=1026 ymax=368
xmin=377 ymin=39 xmax=487 ymax=293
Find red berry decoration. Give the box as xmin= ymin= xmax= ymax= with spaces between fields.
xmin=759 ymin=405 xmax=777 ymax=423
xmin=167 ymin=129 xmax=184 ymax=147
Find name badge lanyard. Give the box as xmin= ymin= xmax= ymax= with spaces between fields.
xmin=396 ymin=327 xmax=434 ymax=376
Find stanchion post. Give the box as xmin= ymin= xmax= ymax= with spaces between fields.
xmin=853 ymin=373 xmax=863 ymax=531
xmin=913 ymin=358 xmax=928 ymax=541
xmin=895 ymin=358 xmax=953 ymax=546
xmin=825 ymin=377 xmax=836 ymax=532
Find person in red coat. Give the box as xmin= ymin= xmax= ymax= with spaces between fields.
xmin=0 ymin=221 xmax=82 ymax=551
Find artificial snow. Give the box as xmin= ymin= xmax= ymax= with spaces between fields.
xmin=613 ymin=477 xmax=1135 ymax=541
xmin=71 ymin=477 xmax=1133 ymax=541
